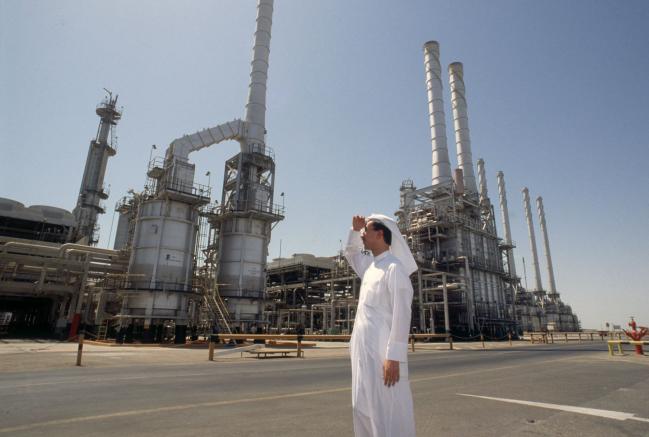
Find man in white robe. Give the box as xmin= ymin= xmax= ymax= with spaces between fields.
xmin=345 ymin=213 xmax=417 ymax=437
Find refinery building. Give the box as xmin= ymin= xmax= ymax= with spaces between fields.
xmin=0 ymin=0 xmax=579 ymax=344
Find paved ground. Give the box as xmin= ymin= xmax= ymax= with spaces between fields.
xmin=0 ymin=340 xmax=647 ymax=436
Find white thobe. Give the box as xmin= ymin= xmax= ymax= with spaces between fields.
xmin=345 ymin=229 xmax=416 ymax=437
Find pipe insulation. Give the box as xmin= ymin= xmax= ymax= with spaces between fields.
xmin=448 ymin=62 xmax=478 ymax=194
xmin=423 ymin=41 xmax=452 ymax=186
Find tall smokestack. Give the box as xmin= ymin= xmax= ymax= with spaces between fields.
xmin=448 ymin=62 xmax=478 ymax=194
xmin=536 ymin=196 xmax=559 ymax=301
xmin=423 ymin=41 xmax=452 ymax=186
xmin=477 ymin=158 xmax=488 ymax=205
xmin=244 ymin=0 xmax=273 ymax=150
xmin=497 ymin=171 xmax=517 ymax=278
xmin=522 ymin=187 xmax=543 ymax=293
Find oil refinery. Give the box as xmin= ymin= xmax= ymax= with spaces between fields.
xmin=0 ymin=0 xmax=579 ymax=344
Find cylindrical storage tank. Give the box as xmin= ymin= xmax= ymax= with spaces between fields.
xmin=218 ymin=216 xmax=269 ymax=321
xmin=129 ymin=199 xmax=198 ymax=292
xmin=113 ymin=212 xmax=130 ymax=250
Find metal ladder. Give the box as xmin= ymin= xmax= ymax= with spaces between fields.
xmin=200 ymin=279 xmax=233 ymax=335
xmin=96 ymin=320 xmax=109 ymax=340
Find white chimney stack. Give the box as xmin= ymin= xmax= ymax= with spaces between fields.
xmin=244 ymin=0 xmax=274 ymax=150
xmin=536 ymin=196 xmax=559 ymax=300
xmin=477 ymin=158 xmax=489 ymax=205
xmin=449 ymin=62 xmax=478 ymax=194
xmin=497 ymin=171 xmax=517 ymax=278
xmin=423 ymin=41 xmax=452 ymax=186
xmin=522 ymin=187 xmax=543 ymax=293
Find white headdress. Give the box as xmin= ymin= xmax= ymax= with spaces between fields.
xmin=367 ymin=213 xmax=418 ymax=275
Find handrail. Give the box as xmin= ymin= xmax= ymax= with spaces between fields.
xmin=211 ymin=333 xmax=454 ymax=352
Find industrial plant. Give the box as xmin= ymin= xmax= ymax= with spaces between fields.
xmin=0 ymin=0 xmax=579 ymax=344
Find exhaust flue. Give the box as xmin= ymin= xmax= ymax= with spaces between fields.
xmin=536 ymin=196 xmax=558 ymax=300
xmin=449 ymin=62 xmax=478 ymax=194
xmin=497 ymin=171 xmax=517 ymax=278
xmin=423 ymin=41 xmax=452 ymax=186
xmin=477 ymin=158 xmax=488 ymax=206
xmin=244 ymin=0 xmax=274 ymax=150
xmin=522 ymin=188 xmax=543 ymax=293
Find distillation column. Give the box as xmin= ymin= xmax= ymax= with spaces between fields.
xmin=536 ymin=196 xmax=559 ymax=302
xmin=497 ymin=171 xmax=517 ymax=279
xmin=423 ymin=41 xmax=452 ymax=187
xmin=448 ymin=62 xmax=478 ymax=194
xmin=522 ymin=188 xmax=544 ymax=300
xmin=72 ymin=93 xmax=121 ymax=245
xmin=217 ymin=0 xmax=283 ymax=328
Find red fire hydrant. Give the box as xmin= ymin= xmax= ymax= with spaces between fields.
xmin=623 ymin=317 xmax=648 ymax=355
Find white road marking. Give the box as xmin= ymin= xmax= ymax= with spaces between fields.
xmin=458 ymin=393 xmax=649 ymax=423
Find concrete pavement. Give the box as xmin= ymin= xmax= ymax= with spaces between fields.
xmin=0 ymin=341 xmax=647 ymax=436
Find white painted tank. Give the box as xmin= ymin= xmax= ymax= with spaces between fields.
xmin=129 ymin=199 xmax=198 ymax=293
xmin=218 ymin=216 xmax=268 ymax=302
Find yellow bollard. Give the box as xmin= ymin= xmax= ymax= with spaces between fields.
xmin=617 ymin=342 xmax=623 ymax=355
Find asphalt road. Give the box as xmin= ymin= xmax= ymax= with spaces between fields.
xmin=0 ymin=343 xmax=647 ymax=436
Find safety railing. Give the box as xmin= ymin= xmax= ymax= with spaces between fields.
xmin=607 ymin=340 xmax=649 ymax=356
xmin=524 ymin=331 xmax=610 ymax=344
xmin=206 ymin=333 xmax=453 ymax=361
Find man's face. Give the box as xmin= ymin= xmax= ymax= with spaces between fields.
xmin=361 ymin=220 xmax=383 ymax=251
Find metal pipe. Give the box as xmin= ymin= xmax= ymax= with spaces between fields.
xmin=536 ymin=196 xmax=558 ymax=297
xmin=442 ymin=273 xmax=450 ymax=334
xmin=244 ymin=0 xmax=274 ymax=150
xmin=522 ymin=188 xmax=543 ymax=292
xmin=423 ymin=41 xmax=452 ymax=186
xmin=448 ymin=62 xmax=477 ymax=194
xmin=497 ymin=171 xmax=517 ymax=278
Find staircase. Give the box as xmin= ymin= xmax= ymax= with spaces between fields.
xmin=196 ymin=276 xmax=232 ymax=335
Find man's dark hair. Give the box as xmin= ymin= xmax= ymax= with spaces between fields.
xmin=369 ymin=220 xmax=392 ymax=245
